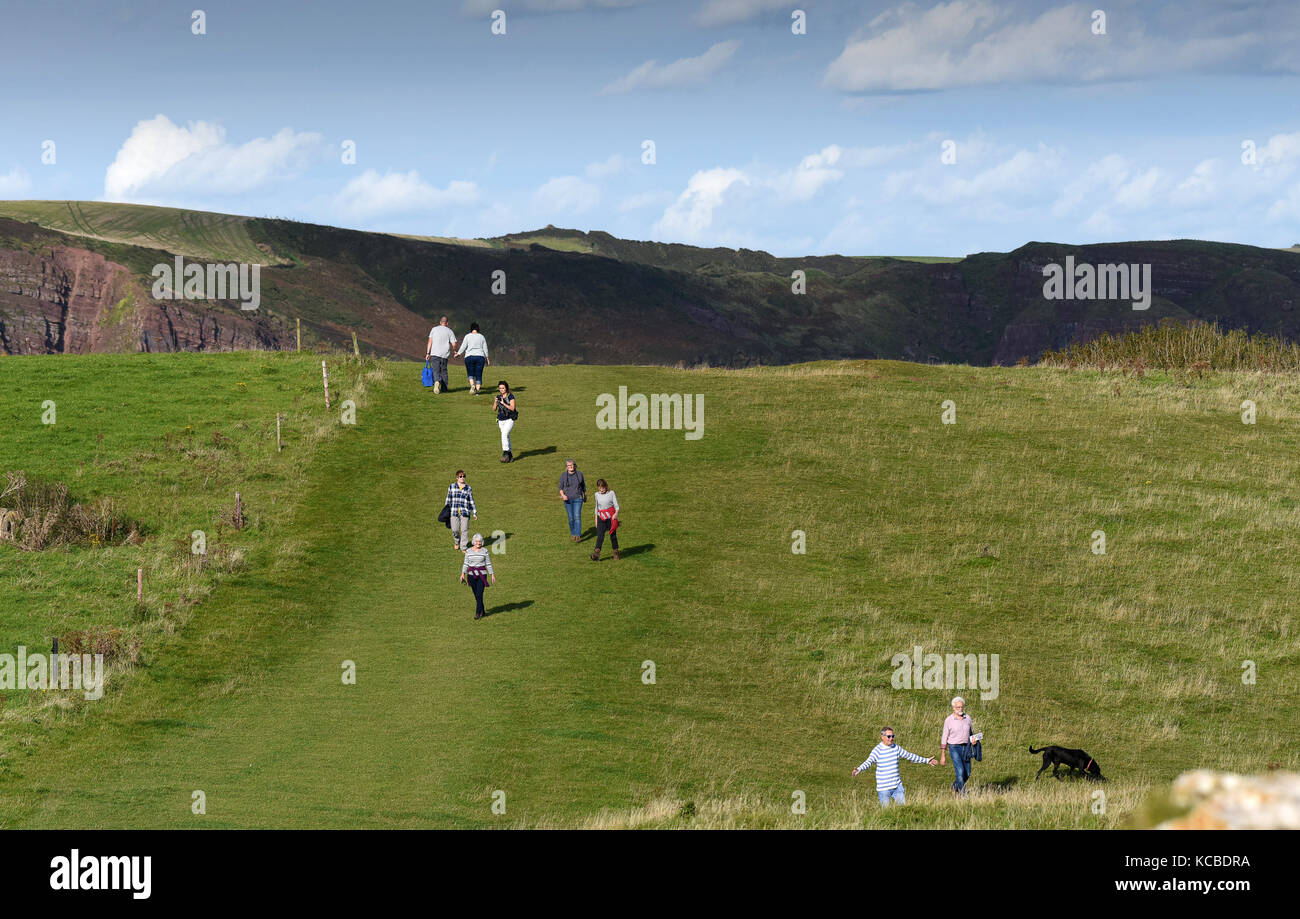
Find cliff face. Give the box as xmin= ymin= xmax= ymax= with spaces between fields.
xmin=0 ymin=246 xmax=136 ymax=354
xmin=0 ymin=235 xmax=289 ymax=355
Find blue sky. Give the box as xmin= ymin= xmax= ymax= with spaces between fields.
xmin=1 ymin=0 xmax=1298 ymax=256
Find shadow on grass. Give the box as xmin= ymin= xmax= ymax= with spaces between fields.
xmin=512 ymin=445 xmax=556 ymax=461
xmin=484 ymin=600 xmax=535 ymax=617
xmin=616 ymin=543 xmax=654 ymax=558
xmin=980 ymin=776 xmax=1019 ymax=794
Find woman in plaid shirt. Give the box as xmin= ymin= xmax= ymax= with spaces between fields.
xmin=445 ymin=470 xmax=478 ymax=551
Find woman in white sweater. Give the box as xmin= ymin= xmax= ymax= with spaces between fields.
xmin=590 ymin=478 xmax=621 ymax=561
xmin=459 ymin=533 xmax=497 ymax=619
xmin=455 ymin=322 xmax=490 ymax=394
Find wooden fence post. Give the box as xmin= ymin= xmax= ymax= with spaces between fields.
xmin=296 ymin=317 xmax=301 ymax=352
xmin=276 ymin=413 xmax=282 ymax=452
xmin=322 ymin=360 xmax=331 ymax=409
xmin=137 ymin=568 xmax=143 ymax=602
xmin=352 ymin=331 xmax=360 ymax=360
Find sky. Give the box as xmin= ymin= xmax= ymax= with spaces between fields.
xmin=1 ymin=0 xmax=1298 ymax=256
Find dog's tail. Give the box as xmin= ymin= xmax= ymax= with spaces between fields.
xmin=1029 ymin=745 xmax=1048 ymax=754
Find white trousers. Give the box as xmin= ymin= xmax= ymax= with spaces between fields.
xmin=498 ymin=418 xmax=514 ymax=452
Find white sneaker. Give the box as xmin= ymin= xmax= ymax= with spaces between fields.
xmin=433 ymin=381 xmax=441 ymax=393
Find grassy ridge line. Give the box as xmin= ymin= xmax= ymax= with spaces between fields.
xmin=0 ymin=201 xmax=275 ymax=264
xmin=2 ymin=359 xmax=1298 ymax=828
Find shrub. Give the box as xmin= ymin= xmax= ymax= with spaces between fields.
xmin=0 ymin=472 xmax=144 ymax=550
xmin=1038 ymin=319 xmax=1300 ymax=372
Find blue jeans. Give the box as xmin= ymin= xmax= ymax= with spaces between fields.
xmin=950 ymin=744 xmax=972 ymax=792
xmin=877 ymin=784 xmax=905 ymax=806
xmin=564 ymin=498 xmax=583 ymax=537
xmin=465 ymin=355 xmax=485 ymax=385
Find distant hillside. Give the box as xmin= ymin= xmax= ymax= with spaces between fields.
xmin=2 ymin=201 xmax=1299 ymax=365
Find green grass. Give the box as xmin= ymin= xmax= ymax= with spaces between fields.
xmin=0 ymin=200 xmax=279 ymax=264
xmin=0 ymin=357 xmax=1295 ymax=828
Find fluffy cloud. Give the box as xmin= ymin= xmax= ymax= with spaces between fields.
xmin=333 ymin=170 xmax=479 ymax=219
xmin=824 ymin=1 xmax=1298 ymax=93
xmin=603 ymin=40 xmax=740 ymax=93
xmin=655 ymin=167 xmax=749 ymax=239
xmin=533 ymin=175 xmax=600 ymax=214
xmin=104 ymin=115 xmax=322 ymax=202
xmin=0 ymin=168 xmax=31 ymax=196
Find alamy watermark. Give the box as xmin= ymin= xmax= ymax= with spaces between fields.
xmin=152 ymin=255 xmax=261 ymax=310
xmin=1042 ymin=255 xmax=1151 ymax=311
xmin=1 ymin=646 xmax=104 ymax=699
xmin=596 ymin=386 xmax=703 ymax=440
xmin=891 ymin=645 xmax=999 ymax=701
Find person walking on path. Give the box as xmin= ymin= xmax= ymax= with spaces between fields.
xmin=590 ymin=478 xmax=620 ymax=561
xmin=558 ymin=458 xmax=587 ymax=542
xmin=939 ymin=696 xmax=978 ymax=796
xmin=493 ymin=380 xmax=517 ymax=463
xmin=425 ymin=316 xmax=458 ymax=394
xmin=459 ymin=533 xmax=496 ymax=620
xmin=852 ymin=726 xmax=939 ymax=806
xmin=852 ymin=727 xmax=935 ymax=811
xmin=445 ymin=470 xmax=478 ymax=551
xmin=456 ymin=322 xmax=490 ymax=395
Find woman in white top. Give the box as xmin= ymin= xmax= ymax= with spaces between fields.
xmin=590 ymin=478 xmax=621 ymax=561
xmin=459 ymin=533 xmax=497 ymax=620
xmin=455 ymin=322 xmax=490 ymax=394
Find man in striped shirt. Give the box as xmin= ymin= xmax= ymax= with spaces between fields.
xmin=852 ymin=727 xmax=939 ymax=806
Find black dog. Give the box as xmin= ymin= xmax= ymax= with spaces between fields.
xmin=1029 ymin=745 xmax=1106 ymax=782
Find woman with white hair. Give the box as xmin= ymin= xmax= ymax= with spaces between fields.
xmin=459 ymin=533 xmax=497 ymax=620
xmin=939 ymin=696 xmax=977 ymax=795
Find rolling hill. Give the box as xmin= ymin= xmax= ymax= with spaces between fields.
xmin=2 ymin=200 xmax=1299 ymax=366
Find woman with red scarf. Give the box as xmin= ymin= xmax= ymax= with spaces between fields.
xmin=590 ymin=478 xmax=621 ymax=561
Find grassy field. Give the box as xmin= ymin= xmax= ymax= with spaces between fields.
xmin=0 ymin=201 xmax=278 ymax=264
xmin=0 ymin=356 xmax=1295 ymax=828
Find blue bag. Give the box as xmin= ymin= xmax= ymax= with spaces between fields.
xmin=421 ymin=360 xmax=434 ymax=388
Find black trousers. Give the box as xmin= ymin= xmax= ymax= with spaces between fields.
xmin=595 ymin=518 xmax=619 ymax=551
xmin=468 ymin=579 xmax=486 ymax=617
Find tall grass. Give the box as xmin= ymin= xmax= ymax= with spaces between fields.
xmin=1038 ymin=319 xmax=1300 ymax=372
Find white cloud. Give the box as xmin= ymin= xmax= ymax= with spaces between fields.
xmin=603 ymin=40 xmax=740 ymax=93
xmin=694 ymin=0 xmax=791 ymax=26
xmin=1257 ymin=131 xmax=1300 ymax=166
xmin=0 ymin=168 xmax=31 ymax=196
xmin=104 ymin=115 xmax=322 ymax=202
xmin=777 ymin=145 xmax=845 ymax=200
xmin=655 ymin=166 xmax=749 ymax=239
xmin=824 ymin=1 xmax=1294 ymax=93
xmin=333 ymin=170 xmax=479 ymax=219
xmin=585 ymin=154 xmax=626 ymax=179
xmin=533 ymin=175 xmax=600 ymax=215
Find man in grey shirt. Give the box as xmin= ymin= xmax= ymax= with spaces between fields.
xmin=558 ymin=458 xmax=587 ymax=542
xmin=425 ymin=316 xmax=457 ymax=394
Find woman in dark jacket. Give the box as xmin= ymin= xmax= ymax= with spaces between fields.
xmin=493 ymin=380 xmax=517 ymax=463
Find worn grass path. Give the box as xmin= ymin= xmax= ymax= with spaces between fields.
xmin=3 ymin=359 xmax=1298 ymax=828
xmin=4 ymin=365 xmax=715 ymax=828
